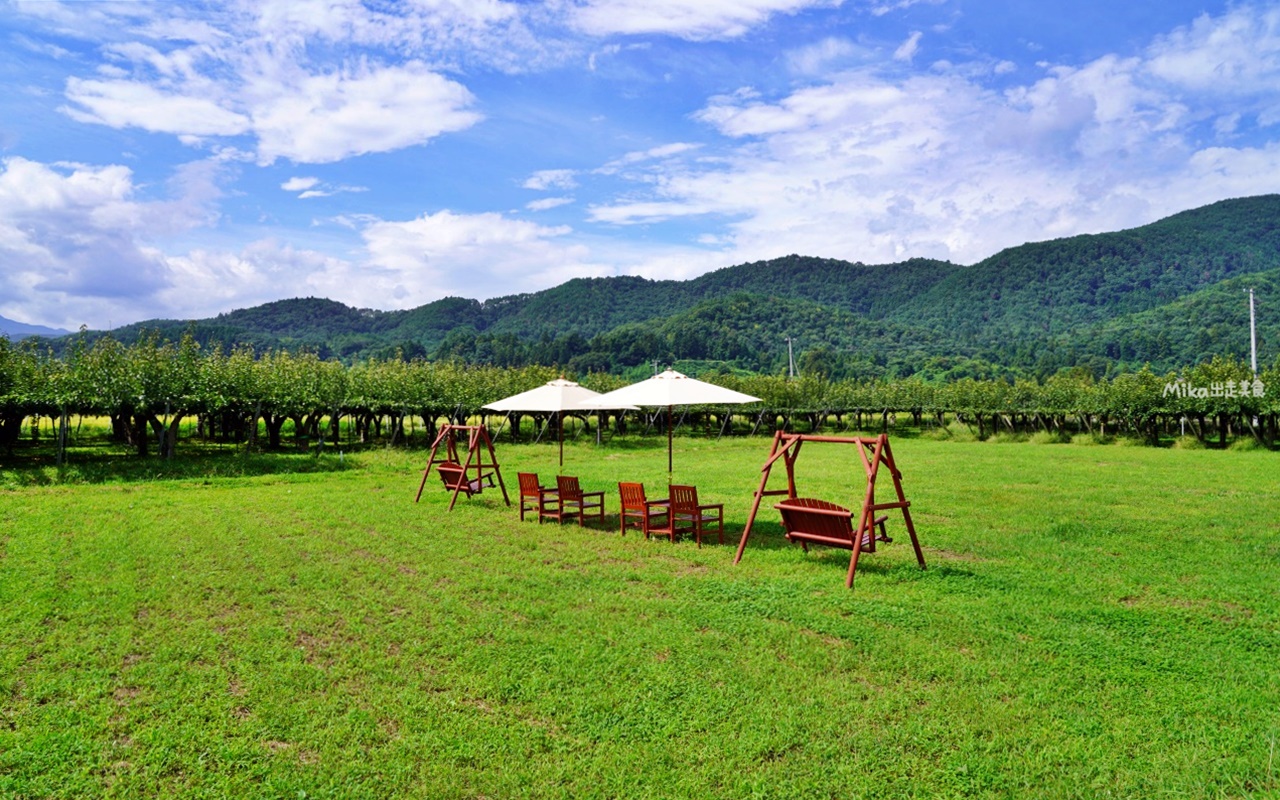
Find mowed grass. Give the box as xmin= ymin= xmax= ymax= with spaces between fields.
xmin=1 ymin=434 xmax=1278 ymax=798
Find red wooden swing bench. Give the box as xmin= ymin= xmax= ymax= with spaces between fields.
xmin=736 ymin=432 xmax=926 ymax=589
xmin=774 ymin=498 xmax=890 ymax=552
xmin=436 ymin=461 xmax=495 ymax=497
xmin=414 ymin=424 xmax=510 ymax=511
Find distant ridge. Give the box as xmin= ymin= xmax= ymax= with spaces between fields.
xmin=0 ymin=315 xmax=70 ymax=339
xmin=45 ymin=194 xmax=1280 ymax=377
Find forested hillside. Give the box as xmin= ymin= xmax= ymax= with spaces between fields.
xmin=892 ymin=195 xmax=1280 ymax=344
xmin=1056 ymin=267 xmax=1280 ymax=372
xmin=29 ymin=195 xmax=1280 ymax=378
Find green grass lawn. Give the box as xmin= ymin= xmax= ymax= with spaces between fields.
xmin=1 ymin=434 xmax=1278 ymax=798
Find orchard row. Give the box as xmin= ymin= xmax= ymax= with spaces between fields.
xmin=2 ymin=335 xmax=1276 ymax=456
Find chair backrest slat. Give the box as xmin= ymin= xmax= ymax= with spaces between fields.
xmin=556 ymin=474 xmax=583 ymax=501
xmin=619 ymin=482 xmax=646 ymax=510
xmin=670 ymin=484 xmax=698 ymax=515
xmin=518 ymin=472 xmax=541 ymax=495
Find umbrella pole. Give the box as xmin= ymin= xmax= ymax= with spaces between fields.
xmin=559 ymin=409 xmax=564 ymax=470
xmin=667 ymin=404 xmax=673 ymax=478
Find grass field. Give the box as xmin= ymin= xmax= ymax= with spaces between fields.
xmin=1 ymin=432 xmax=1278 ymax=798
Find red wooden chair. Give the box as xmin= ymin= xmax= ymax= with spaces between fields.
xmin=517 ymin=472 xmax=558 ymax=522
xmin=774 ymin=497 xmax=890 ymax=588
xmin=551 ymin=475 xmax=605 ymax=527
xmin=618 ymin=482 xmax=669 ymax=536
xmin=670 ymin=484 xmax=724 ymax=548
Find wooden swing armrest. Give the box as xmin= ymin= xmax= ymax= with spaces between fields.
xmin=677 ymin=502 xmax=723 ymax=519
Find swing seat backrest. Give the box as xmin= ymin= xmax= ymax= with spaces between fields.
xmin=437 ymin=462 xmax=483 ymax=496
xmin=775 ymin=498 xmax=883 ymax=552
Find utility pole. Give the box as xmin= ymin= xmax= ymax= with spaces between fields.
xmin=785 ymin=336 xmax=796 ymax=379
xmin=651 ymin=360 xmax=661 ymax=376
xmin=1249 ymin=288 xmax=1258 ymax=377
xmin=1248 ymin=288 xmax=1260 ymax=433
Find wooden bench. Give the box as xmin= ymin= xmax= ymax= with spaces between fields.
xmin=436 ymin=461 xmax=495 ymax=498
xmin=775 ymin=497 xmax=891 ymax=587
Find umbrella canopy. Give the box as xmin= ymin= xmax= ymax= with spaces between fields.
xmin=589 ymin=369 xmax=761 ymax=476
xmin=484 ymin=378 xmax=636 ymax=467
xmin=485 ymin=378 xmax=608 ymax=414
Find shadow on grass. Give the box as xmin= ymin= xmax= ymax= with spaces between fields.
xmin=765 ymin=539 xmax=982 ymax=586
xmin=0 ymin=444 xmax=352 ymax=487
xmin=708 ymin=521 xmax=792 ymax=553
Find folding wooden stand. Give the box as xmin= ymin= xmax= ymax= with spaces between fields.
xmin=414 ymin=424 xmax=510 ymax=511
xmin=733 ymin=432 xmax=925 ymax=589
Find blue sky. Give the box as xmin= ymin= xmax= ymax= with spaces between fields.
xmin=2 ymin=0 xmax=1278 ymax=330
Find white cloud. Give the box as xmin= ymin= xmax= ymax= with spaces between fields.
xmin=9 ymin=1 xmax=1280 ymax=330
xmin=282 ymin=176 xmax=320 ymax=192
xmin=523 ymin=169 xmax=579 ymax=190
xmin=0 ymin=156 xmax=225 ymax=328
xmin=143 ymin=211 xmax=730 ymax=319
xmin=358 ymin=210 xmax=601 ymax=303
xmin=598 ymin=142 xmax=701 ymax=174
xmin=591 ymin=6 xmax=1280 ymax=268
xmin=12 ymin=32 xmax=74 ymax=59
xmin=869 ymin=0 xmax=940 ymax=17
xmin=157 ymin=241 xmax=353 ymax=320
xmin=570 ymin=0 xmax=842 ymax=41
xmin=298 ymin=187 xmax=367 ymax=199
xmin=1144 ymin=6 xmax=1280 ymax=94
xmin=894 ymin=31 xmax=922 ymax=62
xmin=281 ymin=176 xmax=367 ymax=199
xmin=527 ymin=196 xmax=575 ymax=211
xmin=786 ymin=36 xmax=862 ymax=75
xmin=249 ymin=62 xmax=481 ymax=165
xmin=63 ymin=77 xmax=251 ymax=136
xmin=0 ymin=159 xmax=625 ymax=324
xmin=63 ymin=56 xmax=482 ymax=166
xmin=251 ymin=0 xmax=526 ymax=54
xmin=44 ymin=2 xmax=507 ymax=165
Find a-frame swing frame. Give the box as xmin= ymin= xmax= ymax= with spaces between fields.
xmin=733 ymin=432 xmax=926 ymax=586
xmin=414 ymin=424 xmax=511 ymax=511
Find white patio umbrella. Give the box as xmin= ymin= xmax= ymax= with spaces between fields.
xmin=588 ymin=369 xmax=761 ymax=476
xmin=484 ymin=378 xmax=636 ymax=468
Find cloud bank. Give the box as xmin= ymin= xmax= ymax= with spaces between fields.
xmin=1 ymin=2 xmax=1278 ymax=330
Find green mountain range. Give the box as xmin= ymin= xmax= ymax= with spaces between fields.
xmin=48 ymin=194 xmax=1280 ymax=380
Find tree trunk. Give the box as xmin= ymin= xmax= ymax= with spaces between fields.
xmin=157 ymin=412 xmax=186 ymax=458
xmin=264 ymin=414 xmax=286 ymax=449
xmin=0 ymin=412 xmax=22 ymax=452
